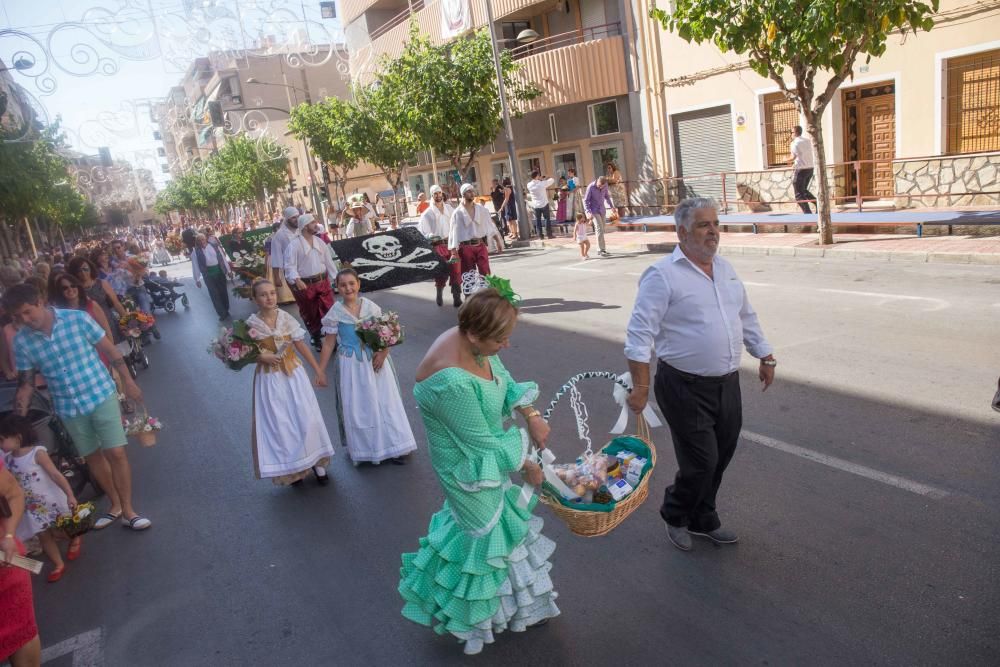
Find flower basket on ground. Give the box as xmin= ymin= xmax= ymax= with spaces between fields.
xmin=208 ymin=319 xmax=261 ymax=370
xmin=55 ymin=502 xmax=97 ymax=539
xmin=356 ymin=312 xmax=404 ymax=352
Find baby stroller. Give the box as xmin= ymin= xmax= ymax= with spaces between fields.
xmin=116 ymin=309 xmax=155 ymax=377
xmin=145 ymin=277 xmax=189 ymax=313
xmin=0 ymin=381 xmax=101 ymax=499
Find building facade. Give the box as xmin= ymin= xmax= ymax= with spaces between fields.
xmin=654 ymin=0 xmax=1000 ymax=211
xmin=340 ymin=0 xmax=670 ymax=214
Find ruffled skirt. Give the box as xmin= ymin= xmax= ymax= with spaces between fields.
xmin=399 ymin=492 xmax=560 ymax=655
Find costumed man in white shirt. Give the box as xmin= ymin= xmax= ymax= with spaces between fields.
xmin=526 ymin=170 xmax=556 ymax=239
xmin=419 ymin=185 xmax=460 ymax=307
xmin=788 ymin=125 xmax=816 ymax=214
xmin=269 ymin=206 xmax=301 ymax=291
xmin=448 ymin=183 xmax=499 ymax=288
xmin=192 ymin=233 xmax=234 ymax=321
xmin=624 ymin=197 xmax=776 ymax=552
xmin=344 ymin=194 xmax=374 ymax=238
xmin=283 ymin=213 xmax=339 ymax=350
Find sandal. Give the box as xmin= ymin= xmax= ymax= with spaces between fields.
xmin=47 ymin=566 xmax=65 ymax=583
xmin=66 ymin=538 xmax=82 ymax=561
xmin=121 ymin=515 xmax=152 ymax=531
xmin=94 ymin=512 xmax=121 ymax=530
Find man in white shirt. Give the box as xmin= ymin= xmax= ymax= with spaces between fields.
xmin=269 ymin=206 xmax=301 ymax=289
xmin=419 ymin=185 xmax=461 ymax=307
xmin=788 ymin=125 xmax=816 ymax=214
xmin=448 ymin=183 xmax=498 ymax=285
xmin=283 ymin=213 xmax=338 ymax=348
xmin=192 ymin=233 xmax=233 ymax=320
xmin=526 ymin=170 xmax=556 ymax=239
xmin=624 ymin=197 xmax=776 ymax=552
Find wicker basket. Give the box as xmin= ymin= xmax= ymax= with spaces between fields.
xmin=537 ymin=372 xmax=656 ymax=538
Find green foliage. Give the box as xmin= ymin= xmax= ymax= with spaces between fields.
xmin=381 ymin=26 xmax=540 ymax=180
xmin=154 ymin=135 xmax=289 ymax=215
xmin=351 ymin=78 xmax=423 ymax=191
xmin=289 ymin=97 xmax=360 ymax=203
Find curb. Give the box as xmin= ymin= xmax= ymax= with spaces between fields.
xmin=526 ymin=239 xmax=1000 ymax=265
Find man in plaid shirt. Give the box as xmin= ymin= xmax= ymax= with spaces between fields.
xmin=6 ymin=283 xmax=152 ymax=531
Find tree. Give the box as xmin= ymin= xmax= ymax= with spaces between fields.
xmin=381 ymin=26 xmax=540 ymax=182
xmin=212 ymin=135 xmax=289 ymax=208
xmin=289 ymin=98 xmax=359 ymax=208
xmin=653 ymin=1 xmax=938 ymax=244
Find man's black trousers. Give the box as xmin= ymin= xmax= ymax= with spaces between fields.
xmin=204 ymin=269 xmax=230 ymax=318
xmin=654 ymin=360 xmax=742 ymax=533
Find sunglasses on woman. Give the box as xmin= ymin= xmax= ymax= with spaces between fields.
xmin=60 ymin=283 xmax=77 ymax=293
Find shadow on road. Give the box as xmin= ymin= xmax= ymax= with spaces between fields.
xmin=518 ymin=297 xmax=621 ymax=314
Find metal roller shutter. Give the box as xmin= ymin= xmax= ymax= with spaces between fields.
xmin=671 ymin=105 xmax=735 ymax=203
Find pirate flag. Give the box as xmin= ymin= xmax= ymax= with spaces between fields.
xmin=330 ymin=226 xmax=448 ymax=291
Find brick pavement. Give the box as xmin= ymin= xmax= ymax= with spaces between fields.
xmin=522 ymin=226 xmax=1000 ymax=265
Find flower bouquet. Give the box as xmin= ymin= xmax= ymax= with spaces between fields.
xmin=356 ymin=312 xmax=404 ymax=352
xmin=118 ymin=310 xmax=156 ymax=338
xmin=164 ymin=235 xmax=186 ymax=255
xmin=229 ymin=243 xmax=267 ymax=299
xmin=124 ymin=413 xmax=163 ymax=447
xmin=208 ymin=319 xmax=261 ymax=370
xmin=55 ymin=501 xmax=97 ymax=539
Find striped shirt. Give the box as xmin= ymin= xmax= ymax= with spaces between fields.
xmin=14 ymin=308 xmax=116 ymax=418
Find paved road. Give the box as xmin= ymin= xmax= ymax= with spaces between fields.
xmin=32 ymin=247 xmax=999 ymax=666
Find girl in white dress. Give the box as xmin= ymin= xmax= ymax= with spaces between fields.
xmin=247 ymin=280 xmax=336 ymax=486
xmin=0 ymin=414 xmax=79 ymax=583
xmin=317 ymin=269 xmax=418 ymax=466
xmin=573 ymin=212 xmax=591 ymax=259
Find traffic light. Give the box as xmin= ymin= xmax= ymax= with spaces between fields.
xmin=208 ymin=101 xmax=224 ymax=127
xmin=288 ymin=177 xmax=297 ymax=191
xmin=321 ymin=163 xmax=331 ymax=184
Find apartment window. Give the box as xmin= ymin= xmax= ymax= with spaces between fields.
xmin=519 ymin=155 xmax=542 ymax=178
xmin=549 ymin=113 xmax=558 ymax=144
xmin=588 ymin=100 xmax=620 ymax=137
xmin=946 ymin=49 xmax=1000 ymax=154
xmin=293 ymin=157 xmax=300 ymax=175
xmin=553 ymin=151 xmax=578 ymax=180
xmin=501 ymin=21 xmax=531 ymax=49
xmin=157 ymin=147 xmax=166 ymax=157
xmin=762 ymin=92 xmax=798 ymax=167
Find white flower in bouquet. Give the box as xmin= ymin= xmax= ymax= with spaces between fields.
xmin=77 ymin=506 xmax=92 ymax=520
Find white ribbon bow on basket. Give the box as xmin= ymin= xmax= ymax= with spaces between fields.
xmin=610 ymin=372 xmax=662 ymax=434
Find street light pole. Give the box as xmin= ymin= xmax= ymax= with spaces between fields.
xmin=484 ymin=0 xmax=530 ymax=241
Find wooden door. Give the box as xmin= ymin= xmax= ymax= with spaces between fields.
xmin=858 ymin=95 xmax=896 ymax=198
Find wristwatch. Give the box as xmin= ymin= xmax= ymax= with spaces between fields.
xmin=761 ymin=358 xmax=777 ymax=367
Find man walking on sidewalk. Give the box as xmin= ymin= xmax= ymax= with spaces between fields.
xmin=283 ymin=213 xmax=338 ymax=349
xmin=7 ymin=283 xmax=151 ymax=532
xmin=192 ymin=233 xmax=233 ymax=321
xmin=526 ymin=170 xmax=556 ymax=239
xmin=623 ymin=197 xmax=776 ymax=552
xmin=584 ymin=176 xmax=614 ymax=256
xmin=789 ymin=125 xmax=816 ymax=214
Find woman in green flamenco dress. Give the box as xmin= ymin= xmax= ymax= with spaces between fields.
xmin=399 ymin=286 xmax=560 ymax=655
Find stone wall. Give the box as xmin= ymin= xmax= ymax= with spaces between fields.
xmin=894 ymin=152 xmax=1000 ymax=208
xmin=731 ymin=167 xmax=847 ymax=213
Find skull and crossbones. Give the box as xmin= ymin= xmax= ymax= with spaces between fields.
xmin=353 ymin=235 xmax=439 ymax=280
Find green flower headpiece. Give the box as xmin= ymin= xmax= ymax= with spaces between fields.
xmin=484 ymin=274 xmax=521 ymax=307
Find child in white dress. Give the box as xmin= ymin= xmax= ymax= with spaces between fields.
xmin=573 ymin=213 xmax=591 ymax=259
xmin=317 ymin=269 xmax=418 ymax=466
xmin=0 ymin=414 xmax=80 ymax=583
xmin=248 ymin=280 xmax=336 ymax=486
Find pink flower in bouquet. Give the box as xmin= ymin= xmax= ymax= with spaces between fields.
xmin=248 ymin=327 xmax=264 ymax=340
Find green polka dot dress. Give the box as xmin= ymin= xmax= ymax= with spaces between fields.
xmin=399 ymin=355 xmax=560 ymax=655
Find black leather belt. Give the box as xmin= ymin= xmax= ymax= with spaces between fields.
xmin=460 ymin=239 xmax=481 ymax=246
xmin=430 ymin=238 xmax=447 ymax=246
xmin=299 ymin=272 xmax=328 ymax=285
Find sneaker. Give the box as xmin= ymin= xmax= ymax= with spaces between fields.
xmin=598 ymin=250 xmax=611 ymax=257
xmin=688 ymin=527 xmax=739 ymax=544
xmin=665 ymin=524 xmax=692 ymax=551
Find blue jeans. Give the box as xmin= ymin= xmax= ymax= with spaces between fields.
xmin=533 ymin=206 xmax=551 ymax=237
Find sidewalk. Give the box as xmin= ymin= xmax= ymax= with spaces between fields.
xmin=524 ymin=227 xmax=1000 ymax=265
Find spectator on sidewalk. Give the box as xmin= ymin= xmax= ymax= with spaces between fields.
xmin=500 ymin=177 xmax=520 ymax=242
xmin=624 ymin=197 xmax=776 ymax=552
xmin=788 ymin=125 xmax=816 ymax=214
xmin=5 ymin=282 xmax=151 ymax=533
xmin=526 ymin=170 xmax=555 ymax=239
xmin=1 ymin=457 xmax=41 ymax=667
xmin=584 ymin=176 xmax=614 ymax=257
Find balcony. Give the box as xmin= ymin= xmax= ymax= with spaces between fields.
xmin=344 ymin=0 xmax=547 ymax=27
xmin=514 ymin=28 xmax=628 ymax=113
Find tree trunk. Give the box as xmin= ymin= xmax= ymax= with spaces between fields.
xmin=806 ymin=112 xmax=834 ymax=245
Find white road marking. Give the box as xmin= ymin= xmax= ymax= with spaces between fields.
xmin=625 ymin=271 xmax=643 ymax=277
xmin=559 ymin=265 xmax=604 ymax=273
xmin=818 ymin=288 xmax=949 ymax=311
xmin=41 ymin=628 xmax=103 ymax=666
xmin=743 ymin=281 xmax=775 ymax=287
xmin=742 ymin=430 xmax=950 ymax=499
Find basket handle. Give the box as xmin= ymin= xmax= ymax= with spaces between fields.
xmin=542 ymin=371 xmax=630 ymax=421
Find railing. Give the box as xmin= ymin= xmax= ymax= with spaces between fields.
xmin=591 ymin=151 xmax=1000 ymax=218
xmin=509 ymin=22 xmax=621 ymax=61
xmin=368 ymin=0 xmax=425 ymax=41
